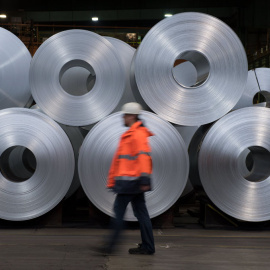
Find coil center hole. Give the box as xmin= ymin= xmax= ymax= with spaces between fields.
xmin=59 ymin=60 xmax=96 ymax=96
xmin=172 ymin=50 xmax=210 ymax=88
xmin=243 ymin=146 xmax=270 ymax=182
xmin=0 ymin=146 xmax=37 ymax=182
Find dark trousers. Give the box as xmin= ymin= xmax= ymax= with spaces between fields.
xmin=108 ymin=193 xmax=155 ymax=253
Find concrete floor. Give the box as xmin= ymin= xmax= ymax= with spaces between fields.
xmin=1 ymin=227 xmax=270 ymax=270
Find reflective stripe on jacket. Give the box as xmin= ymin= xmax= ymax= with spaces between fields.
xmin=107 ymin=121 xmax=153 ymax=193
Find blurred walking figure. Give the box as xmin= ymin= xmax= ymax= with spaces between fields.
xmin=106 ymin=102 xmax=155 ymax=255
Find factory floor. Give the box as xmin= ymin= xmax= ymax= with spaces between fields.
xmin=1 ymin=226 xmax=270 ymax=270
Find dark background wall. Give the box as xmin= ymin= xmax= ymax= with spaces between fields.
xmin=1 ymin=1 xmax=270 ymax=67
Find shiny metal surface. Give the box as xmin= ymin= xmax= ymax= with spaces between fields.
xmin=199 ymin=107 xmax=270 ymax=221
xmin=81 ymin=37 xmax=138 ymax=131
xmin=31 ymin=104 xmax=83 ymax=198
xmin=234 ymin=68 xmax=270 ymax=110
xmin=0 ymin=108 xmax=75 ymax=221
xmin=131 ymin=12 xmax=248 ymax=125
xmin=0 ymin=27 xmax=32 ymax=109
xmin=78 ymin=111 xmax=189 ymax=221
xmin=130 ymin=51 xmax=151 ymax=111
xmin=30 ymin=29 xmax=125 ymax=126
xmin=105 ymin=37 xmax=137 ymax=112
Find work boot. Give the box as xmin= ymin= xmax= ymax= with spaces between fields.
xmin=128 ymin=246 xmax=154 ymax=255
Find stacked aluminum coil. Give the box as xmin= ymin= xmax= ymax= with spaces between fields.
xmin=187 ymin=68 xmax=270 ymax=222
xmin=78 ymin=112 xmax=189 ymax=221
xmin=130 ymin=12 xmax=248 ymax=126
xmin=5 ymin=9 xmax=270 ymax=224
xmin=0 ymin=108 xmax=74 ymax=221
xmin=199 ymin=107 xmax=270 ymax=221
xmin=30 ymin=29 xmax=125 ymax=126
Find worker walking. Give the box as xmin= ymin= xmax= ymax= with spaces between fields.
xmin=105 ymin=102 xmax=155 ymax=255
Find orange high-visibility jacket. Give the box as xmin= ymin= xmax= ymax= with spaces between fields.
xmin=107 ymin=121 xmax=154 ymax=194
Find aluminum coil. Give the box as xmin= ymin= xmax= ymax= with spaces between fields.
xmin=131 ymin=12 xmax=248 ymax=126
xmin=0 ymin=27 xmax=32 ymax=109
xmin=199 ymin=107 xmax=270 ymax=221
xmin=30 ymin=29 xmax=125 ymax=126
xmin=78 ymin=111 xmax=189 ymax=221
xmin=0 ymin=108 xmax=75 ymax=221
xmin=234 ymin=68 xmax=270 ymax=110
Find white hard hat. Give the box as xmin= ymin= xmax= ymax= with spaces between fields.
xmin=122 ymin=102 xmax=142 ymax=114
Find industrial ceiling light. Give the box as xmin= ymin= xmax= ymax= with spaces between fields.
xmin=164 ymin=14 xmax=172 ymax=17
xmin=92 ymin=17 xmax=98 ymax=21
xmin=0 ymin=14 xmax=7 ymax=18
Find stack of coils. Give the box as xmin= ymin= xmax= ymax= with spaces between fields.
xmin=78 ymin=111 xmax=189 ymax=221
xmin=187 ymin=67 xmax=270 ymax=222
xmin=0 ymin=27 xmax=147 ymax=221
xmin=0 ymin=10 xmax=254 ymax=223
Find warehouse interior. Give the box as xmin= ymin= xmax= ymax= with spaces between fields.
xmin=1 ymin=1 xmax=270 ymax=269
